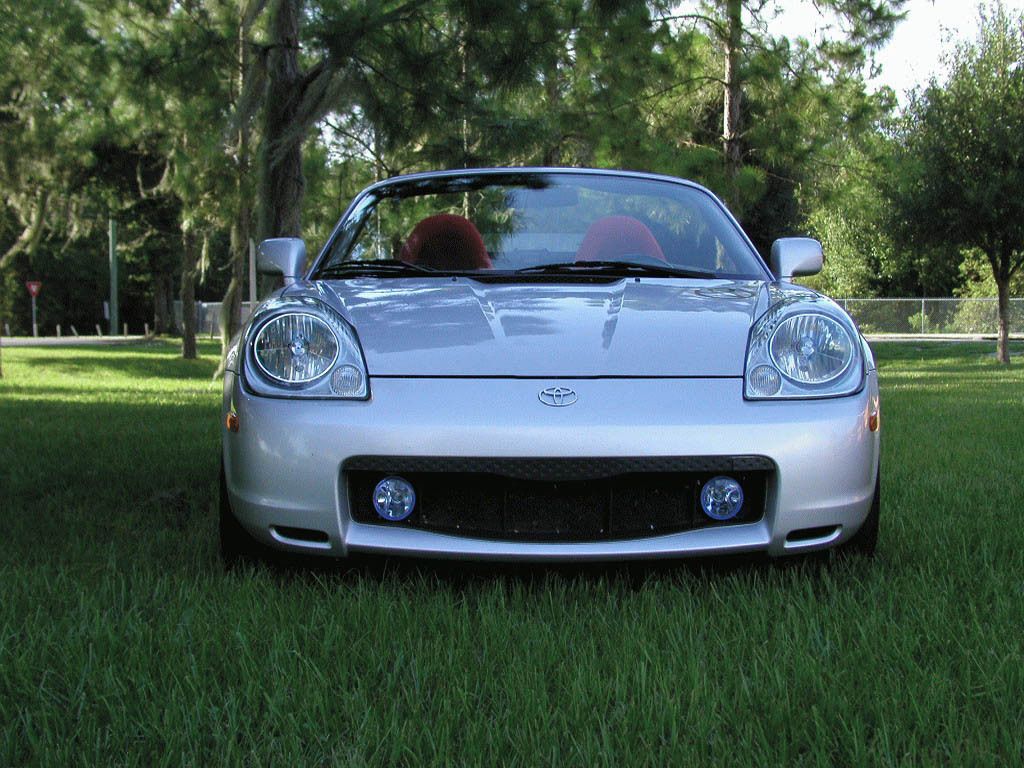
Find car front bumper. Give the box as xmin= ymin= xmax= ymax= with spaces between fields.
xmin=222 ymin=372 xmax=880 ymax=561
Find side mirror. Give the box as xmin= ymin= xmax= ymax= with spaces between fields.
xmin=257 ymin=238 xmax=307 ymax=285
xmin=770 ymin=237 xmax=823 ymax=280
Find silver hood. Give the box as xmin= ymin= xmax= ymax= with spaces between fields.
xmin=320 ymin=278 xmax=765 ymax=377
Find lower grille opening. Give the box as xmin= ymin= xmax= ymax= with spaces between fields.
xmin=786 ymin=525 xmax=840 ymax=543
xmin=271 ymin=525 xmax=330 ymax=544
xmin=347 ymin=458 xmax=770 ymax=543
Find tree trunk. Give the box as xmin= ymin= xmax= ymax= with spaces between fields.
xmin=0 ymin=189 xmax=49 ymax=270
xmin=542 ymin=62 xmax=563 ymax=166
xmin=153 ymin=271 xmax=175 ymax=335
xmin=257 ymin=0 xmax=305 ymax=240
xmin=220 ymin=210 xmax=248 ymax=351
xmin=996 ymin=274 xmax=1011 ymax=364
xmin=180 ymin=229 xmax=198 ymax=360
xmin=219 ymin=12 xmax=254 ymax=369
xmin=722 ymin=0 xmax=743 ymax=207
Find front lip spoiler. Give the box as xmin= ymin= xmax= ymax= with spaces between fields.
xmin=342 ymin=520 xmax=772 ymax=562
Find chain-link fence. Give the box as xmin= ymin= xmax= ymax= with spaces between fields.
xmin=837 ymin=298 xmax=1024 ymax=335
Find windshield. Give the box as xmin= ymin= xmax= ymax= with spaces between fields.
xmin=315 ymin=172 xmax=767 ymax=279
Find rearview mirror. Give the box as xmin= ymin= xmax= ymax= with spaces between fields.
xmin=257 ymin=238 xmax=307 ymax=285
xmin=770 ymin=237 xmax=823 ymax=280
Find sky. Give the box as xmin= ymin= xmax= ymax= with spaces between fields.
xmin=771 ymin=0 xmax=1024 ymax=101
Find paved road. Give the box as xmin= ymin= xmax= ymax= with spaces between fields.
xmin=865 ymin=333 xmax=1024 ymax=342
xmin=1 ymin=335 xmax=152 ymax=347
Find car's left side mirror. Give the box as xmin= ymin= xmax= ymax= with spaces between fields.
xmin=770 ymin=237 xmax=823 ymax=280
xmin=257 ymin=238 xmax=307 ymax=286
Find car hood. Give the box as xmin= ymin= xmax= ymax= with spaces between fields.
xmin=321 ymin=278 xmax=765 ymax=377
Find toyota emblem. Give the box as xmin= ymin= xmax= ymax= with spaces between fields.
xmin=538 ymin=386 xmax=577 ymax=407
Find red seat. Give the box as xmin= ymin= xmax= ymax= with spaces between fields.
xmin=575 ymin=215 xmax=666 ymax=263
xmin=400 ymin=214 xmax=492 ymax=270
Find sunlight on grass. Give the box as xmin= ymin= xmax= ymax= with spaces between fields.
xmin=1 ymin=340 xmax=1022 ymax=764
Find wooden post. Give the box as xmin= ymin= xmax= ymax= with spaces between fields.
xmin=109 ymin=218 xmax=119 ymax=336
xmin=96 ymin=324 xmax=103 ymax=336
xmin=57 ymin=325 xmax=62 ymax=337
xmin=71 ymin=325 xmax=79 ymax=337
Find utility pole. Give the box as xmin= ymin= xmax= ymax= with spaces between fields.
xmin=109 ymin=218 xmax=119 ymax=336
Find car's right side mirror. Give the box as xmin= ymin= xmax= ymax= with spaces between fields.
xmin=257 ymin=238 xmax=307 ymax=285
xmin=770 ymin=237 xmax=823 ymax=280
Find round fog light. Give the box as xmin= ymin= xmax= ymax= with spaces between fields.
xmin=373 ymin=476 xmax=416 ymax=521
xmin=700 ymin=476 xmax=744 ymax=521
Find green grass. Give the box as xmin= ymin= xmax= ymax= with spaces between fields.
xmin=1 ymin=340 xmax=1023 ymax=766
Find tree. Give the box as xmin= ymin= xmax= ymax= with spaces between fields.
xmin=673 ymin=0 xmax=907 ymax=211
xmin=894 ymin=3 xmax=1024 ymax=363
xmin=94 ymin=0 xmax=255 ymax=359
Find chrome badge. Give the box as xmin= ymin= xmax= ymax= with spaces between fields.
xmin=538 ymin=386 xmax=577 ymax=407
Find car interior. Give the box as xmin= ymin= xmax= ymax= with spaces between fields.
xmin=397 ymin=213 xmax=691 ymax=271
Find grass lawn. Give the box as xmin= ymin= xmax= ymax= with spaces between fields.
xmin=1 ymin=339 xmax=1022 ymax=766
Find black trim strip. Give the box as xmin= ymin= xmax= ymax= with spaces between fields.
xmin=343 ymin=455 xmax=774 ymax=482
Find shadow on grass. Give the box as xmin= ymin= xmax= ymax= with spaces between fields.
xmin=873 ymin=339 xmax=1024 ymax=367
xmin=236 ymin=544 xmax=861 ymax=595
xmin=15 ymin=352 xmax=219 ymax=381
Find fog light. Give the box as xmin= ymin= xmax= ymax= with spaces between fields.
xmin=700 ymin=476 xmax=744 ymax=521
xmin=373 ymin=476 xmax=416 ymax=521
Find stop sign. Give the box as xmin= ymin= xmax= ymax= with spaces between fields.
xmin=25 ymin=281 xmax=42 ymax=298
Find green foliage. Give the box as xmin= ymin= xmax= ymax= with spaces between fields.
xmin=894 ymin=3 xmax=1024 ymax=279
xmin=955 ymin=249 xmax=1024 ymax=298
xmin=0 ymin=0 xmax=996 ymax=339
xmin=889 ymin=2 xmax=1024 ymax=357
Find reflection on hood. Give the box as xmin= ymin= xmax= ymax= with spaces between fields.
xmin=317 ymin=278 xmax=762 ymax=377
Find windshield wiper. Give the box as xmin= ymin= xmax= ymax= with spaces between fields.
xmin=318 ymin=260 xmax=438 ymax=277
xmin=514 ymin=260 xmax=718 ymax=279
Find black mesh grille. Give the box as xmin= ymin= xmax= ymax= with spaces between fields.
xmin=345 ymin=456 xmax=770 ymax=542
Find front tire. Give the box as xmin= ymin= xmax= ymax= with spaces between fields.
xmin=841 ymin=465 xmax=880 ymax=557
xmin=219 ymin=462 xmax=275 ymax=567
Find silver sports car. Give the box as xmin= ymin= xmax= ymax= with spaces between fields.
xmin=220 ymin=168 xmax=880 ymax=564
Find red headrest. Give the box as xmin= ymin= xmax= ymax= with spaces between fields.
xmin=400 ymin=214 xmax=492 ymax=270
xmin=575 ymin=215 xmax=666 ymax=263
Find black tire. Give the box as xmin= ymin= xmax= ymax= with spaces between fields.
xmin=219 ymin=462 xmax=275 ymax=568
xmin=841 ymin=464 xmax=880 ymax=557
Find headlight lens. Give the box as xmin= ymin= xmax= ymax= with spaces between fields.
xmin=744 ymin=299 xmax=863 ymax=400
xmin=244 ymin=297 xmax=369 ymax=399
xmin=769 ymin=314 xmax=853 ymax=385
xmin=254 ymin=313 xmax=338 ymax=384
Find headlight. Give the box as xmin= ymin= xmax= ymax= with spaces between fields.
xmin=769 ymin=314 xmax=853 ymax=385
xmin=254 ymin=313 xmax=338 ymax=384
xmin=244 ymin=297 xmax=369 ymax=399
xmin=745 ymin=299 xmax=863 ymax=400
